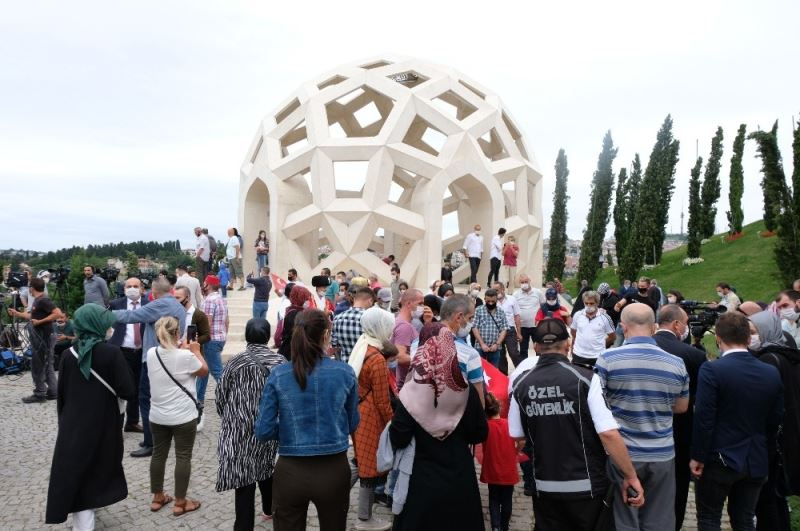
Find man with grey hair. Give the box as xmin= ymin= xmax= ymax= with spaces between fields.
xmin=570 ymin=290 xmax=615 ymax=366
xmin=194 ymin=226 xmax=210 ymax=283
xmin=113 ymin=277 xmax=187 ymax=457
xmin=596 ymin=303 xmax=690 ymax=530
xmin=440 ymin=294 xmax=485 ymax=403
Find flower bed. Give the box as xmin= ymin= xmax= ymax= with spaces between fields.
xmin=682 ymin=257 xmax=705 ymax=266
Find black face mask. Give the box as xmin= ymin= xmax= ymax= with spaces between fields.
xmin=638 ymin=288 xmax=648 ymax=294
xmin=485 ymin=303 xmax=497 ymax=310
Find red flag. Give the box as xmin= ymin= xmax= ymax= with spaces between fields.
xmin=271 ymin=274 xmax=287 ymax=296
xmin=481 ymin=358 xmax=510 ymax=418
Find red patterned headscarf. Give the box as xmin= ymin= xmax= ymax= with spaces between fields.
xmin=399 ymin=326 xmax=468 ymax=440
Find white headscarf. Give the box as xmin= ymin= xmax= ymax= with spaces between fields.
xmin=348 ymin=307 xmax=395 ymax=377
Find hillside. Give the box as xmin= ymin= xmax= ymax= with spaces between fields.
xmin=593 ymin=220 xmax=783 ymax=303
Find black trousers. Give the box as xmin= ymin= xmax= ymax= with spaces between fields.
xmin=120 ymin=347 xmax=142 ymax=427
xmin=488 ymin=257 xmax=502 ymax=285
xmin=234 ymin=477 xmax=273 ymax=531
xmin=755 ymin=458 xmax=791 ymax=531
xmin=519 ymin=326 xmax=536 ymax=360
xmin=468 ymin=257 xmax=481 ymax=283
xmin=533 ymin=493 xmax=609 ymax=531
xmin=571 ymin=353 xmax=597 ymax=367
xmin=273 ymin=452 xmax=350 ymax=531
xmin=695 ymin=460 xmax=765 ymax=531
xmin=488 ymin=484 xmax=513 ymax=530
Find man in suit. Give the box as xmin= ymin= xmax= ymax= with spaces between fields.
xmin=108 ymin=277 xmax=148 ymax=433
xmin=691 ymin=311 xmax=783 ymax=530
xmin=653 ymin=304 xmax=707 ymax=530
xmin=113 ymin=277 xmax=186 ymax=457
xmin=175 ymin=264 xmax=203 ymax=309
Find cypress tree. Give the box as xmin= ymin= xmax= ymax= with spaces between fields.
xmin=631 ymin=115 xmax=680 ymax=266
xmin=612 ymin=167 xmax=629 ymax=258
xmin=545 ymin=149 xmax=570 ymax=281
xmin=773 ymin=120 xmax=800 ymax=285
xmin=699 ymin=127 xmax=724 ymax=238
xmin=749 ymin=121 xmax=785 ymax=233
xmin=726 ymin=124 xmax=746 ymax=235
xmin=577 ymin=131 xmax=617 ymax=285
xmin=793 ymin=119 xmax=800 ymax=221
xmin=686 ymin=156 xmax=704 ymax=258
xmin=616 ymin=154 xmax=643 ymax=284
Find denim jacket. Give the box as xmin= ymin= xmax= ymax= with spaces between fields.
xmin=255 ymin=356 xmax=359 ymax=456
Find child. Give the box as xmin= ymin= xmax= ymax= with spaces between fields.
xmin=218 ymin=262 xmax=230 ymax=298
xmin=480 ymin=392 xmax=519 ymax=531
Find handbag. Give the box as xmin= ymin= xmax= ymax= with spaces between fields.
xmin=155 ymin=347 xmax=204 ymax=422
xmin=70 ymin=347 xmax=126 ymax=415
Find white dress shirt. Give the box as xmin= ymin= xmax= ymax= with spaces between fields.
xmin=490 ymin=235 xmax=503 ymax=260
xmin=122 ymin=297 xmax=143 ymax=349
xmin=463 ymin=232 xmax=484 ymax=258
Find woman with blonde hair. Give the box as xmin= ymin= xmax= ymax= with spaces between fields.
xmin=147 ymin=316 xmax=208 ymax=517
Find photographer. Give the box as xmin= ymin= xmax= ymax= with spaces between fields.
xmin=8 ymin=277 xmax=63 ymax=403
xmin=83 ymin=265 xmax=110 ymax=307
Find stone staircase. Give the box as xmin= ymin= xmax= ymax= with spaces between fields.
xmin=220 ymin=285 xmax=281 ymax=362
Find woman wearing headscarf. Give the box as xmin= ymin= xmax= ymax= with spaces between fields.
xmin=349 ymin=308 xmax=397 ymax=530
xmin=389 ymin=326 xmax=488 ymax=531
xmin=216 ymin=318 xmax=287 ymax=530
xmin=278 ymin=285 xmax=313 ymax=359
xmin=749 ymin=311 xmax=800 ymax=531
xmin=46 ymin=304 xmax=137 ymax=530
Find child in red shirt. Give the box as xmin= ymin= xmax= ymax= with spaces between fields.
xmin=480 ymin=393 xmax=519 ymax=531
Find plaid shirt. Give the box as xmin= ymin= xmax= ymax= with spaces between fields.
xmin=202 ymin=291 xmax=228 ymax=342
xmin=332 ymin=307 xmax=364 ymax=363
xmin=472 ymin=305 xmax=507 ymax=346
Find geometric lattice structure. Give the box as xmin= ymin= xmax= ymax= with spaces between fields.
xmin=239 ymin=56 xmax=543 ymax=287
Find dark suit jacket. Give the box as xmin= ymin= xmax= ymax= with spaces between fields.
xmin=108 ymin=296 xmax=149 ymax=347
xmin=691 ymin=349 xmax=783 ymax=477
xmin=191 ymin=307 xmax=211 ymax=353
xmin=654 ymin=330 xmax=707 ymax=456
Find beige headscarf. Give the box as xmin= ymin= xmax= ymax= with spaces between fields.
xmin=348 ymin=307 xmax=395 ymax=377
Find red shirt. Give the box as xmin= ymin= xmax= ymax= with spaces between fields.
xmin=535 ymin=305 xmax=569 ymax=324
xmin=480 ymin=418 xmax=520 ymax=485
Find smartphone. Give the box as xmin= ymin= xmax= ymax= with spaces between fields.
xmin=626 ymin=486 xmax=639 ymax=504
xmin=187 ymin=324 xmax=197 ymax=342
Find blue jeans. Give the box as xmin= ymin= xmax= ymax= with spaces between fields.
xmin=253 ymin=301 xmax=269 ymax=319
xmin=139 ymin=361 xmax=153 ymax=447
xmin=257 ymin=253 xmax=268 ymax=269
xmin=196 ymin=340 xmax=224 ymax=403
xmin=221 ymin=285 xmax=228 ymax=298
xmin=477 ymin=348 xmax=500 ymax=368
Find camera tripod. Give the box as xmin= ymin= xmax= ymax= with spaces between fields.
xmin=0 ymin=290 xmax=33 ymax=377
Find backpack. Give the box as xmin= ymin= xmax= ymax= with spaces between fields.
xmin=208 ymin=235 xmax=217 ymax=255
xmin=0 ymin=350 xmax=22 ymax=375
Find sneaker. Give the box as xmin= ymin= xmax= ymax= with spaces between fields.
xmin=45 ymin=394 xmax=57 ymax=400
xmin=22 ymin=395 xmax=46 ymax=403
xmin=355 ymin=517 xmax=392 ymax=531
xmin=197 ymin=416 xmax=205 ymax=432
xmin=237 ymin=287 xmax=247 ymax=291
xmin=374 ymin=492 xmax=392 ymax=507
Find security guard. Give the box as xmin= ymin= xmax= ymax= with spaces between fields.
xmin=509 ymin=318 xmax=644 ymax=530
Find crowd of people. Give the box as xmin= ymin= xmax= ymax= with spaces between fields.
xmin=5 ymin=225 xmax=800 ymax=531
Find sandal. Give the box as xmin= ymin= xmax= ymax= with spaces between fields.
xmin=173 ymin=499 xmax=202 ymax=517
xmin=150 ymin=493 xmax=174 ymax=512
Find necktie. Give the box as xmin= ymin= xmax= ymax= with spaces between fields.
xmin=131 ymin=302 xmax=142 ymax=348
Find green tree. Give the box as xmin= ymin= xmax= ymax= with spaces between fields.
xmin=616 ymin=154 xmax=643 ymax=283
xmin=545 ymin=149 xmax=570 ymax=281
xmin=749 ymin=121 xmax=786 ymax=233
xmin=726 ymin=124 xmax=746 ymax=235
xmin=577 ymin=131 xmax=617 ymax=285
xmin=630 ymin=115 xmax=680 ymax=266
xmin=686 ymin=157 xmax=704 ymax=258
xmin=773 ymin=120 xmax=800 ymax=286
xmin=700 ymin=127 xmax=724 ymax=238
xmin=612 ymin=167 xmax=628 ymax=259
xmin=125 ymin=251 xmax=140 ymax=278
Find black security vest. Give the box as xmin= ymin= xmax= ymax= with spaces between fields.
xmin=512 ymin=353 xmax=609 ymax=499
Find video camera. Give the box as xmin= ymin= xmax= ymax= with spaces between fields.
xmin=679 ymin=300 xmax=726 ymax=345
xmin=97 ymin=267 xmax=120 ymax=283
xmin=47 ymin=266 xmax=71 ymax=285
xmin=5 ymin=271 xmax=27 ymax=289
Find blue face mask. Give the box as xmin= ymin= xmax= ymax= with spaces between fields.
xmin=388 ymin=360 xmax=398 ymax=370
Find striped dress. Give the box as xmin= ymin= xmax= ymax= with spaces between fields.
xmin=215 ymin=345 xmax=286 ymax=491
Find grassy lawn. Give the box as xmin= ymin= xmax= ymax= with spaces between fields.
xmin=592 ymin=220 xmax=783 ymax=303
xmin=791 ymin=496 xmax=800 ymax=530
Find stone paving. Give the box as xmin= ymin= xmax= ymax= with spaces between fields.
xmin=0 ymin=286 xmax=726 ymax=530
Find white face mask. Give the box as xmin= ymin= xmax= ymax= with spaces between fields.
xmin=470 ymin=289 xmax=480 ymax=297
xmin=125 ymin=287 xmax=141 ymax=301
xmin=457 ymin=321 xmax=473 ymax=338
xmin=521 ymin=283 xmax=530 ymax=291
xmin=680 ymin=325 xmax=690 ymax=341
xmin=749 ymin=334 xmax=762 ymax=351
xmin=667 ymin=296 xmax=677 ymax=304
xmin=585 ymin=305 xmax=598 ymax=314
xmin=546 ymin=299 xmax=558 ymax=305
xmin=412 ymin=305 xmax=424 ymax=319
xmin=780 ymin=308 xmax=799 ymax=322
xmin=716 ymin=291 xmax=724 ymax=298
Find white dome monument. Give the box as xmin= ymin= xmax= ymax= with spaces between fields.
xmin=239 ymin=56 xmax=543 ymax=287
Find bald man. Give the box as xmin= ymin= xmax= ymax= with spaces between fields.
xmin=596 ymin=303 xmax=690 ymax=530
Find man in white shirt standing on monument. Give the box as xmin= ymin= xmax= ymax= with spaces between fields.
xmin=462 ymin=224 xmax=484 ymax=284
xmin=194 ymin=226 xmax=210 ymax=284
xmin=488 ymin=227 xmax=506 ymax=286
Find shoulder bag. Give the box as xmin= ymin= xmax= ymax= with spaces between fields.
xmin=155 ymin=347 xmax=204 ymax=422
xmin=70 ymin=347 xmax=126 ymax=415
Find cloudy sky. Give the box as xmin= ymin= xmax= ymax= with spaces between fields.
xmin=2 ymin=0 xmax=798 ymax=254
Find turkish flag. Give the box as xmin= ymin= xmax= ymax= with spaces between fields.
xmin=482 ymin=358 xmax=510 ymax=418
xmin=271 ymin=274 xmax=287 ymax=296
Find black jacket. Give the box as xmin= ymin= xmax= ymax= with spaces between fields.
xmin=756 ymin=344 xmax=800 ymax=494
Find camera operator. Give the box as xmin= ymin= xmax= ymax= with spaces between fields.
xmin=8 ymin=277 xmax=62 ymax=403
xmin=83 ymin=265 xmax=110 ymax=307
